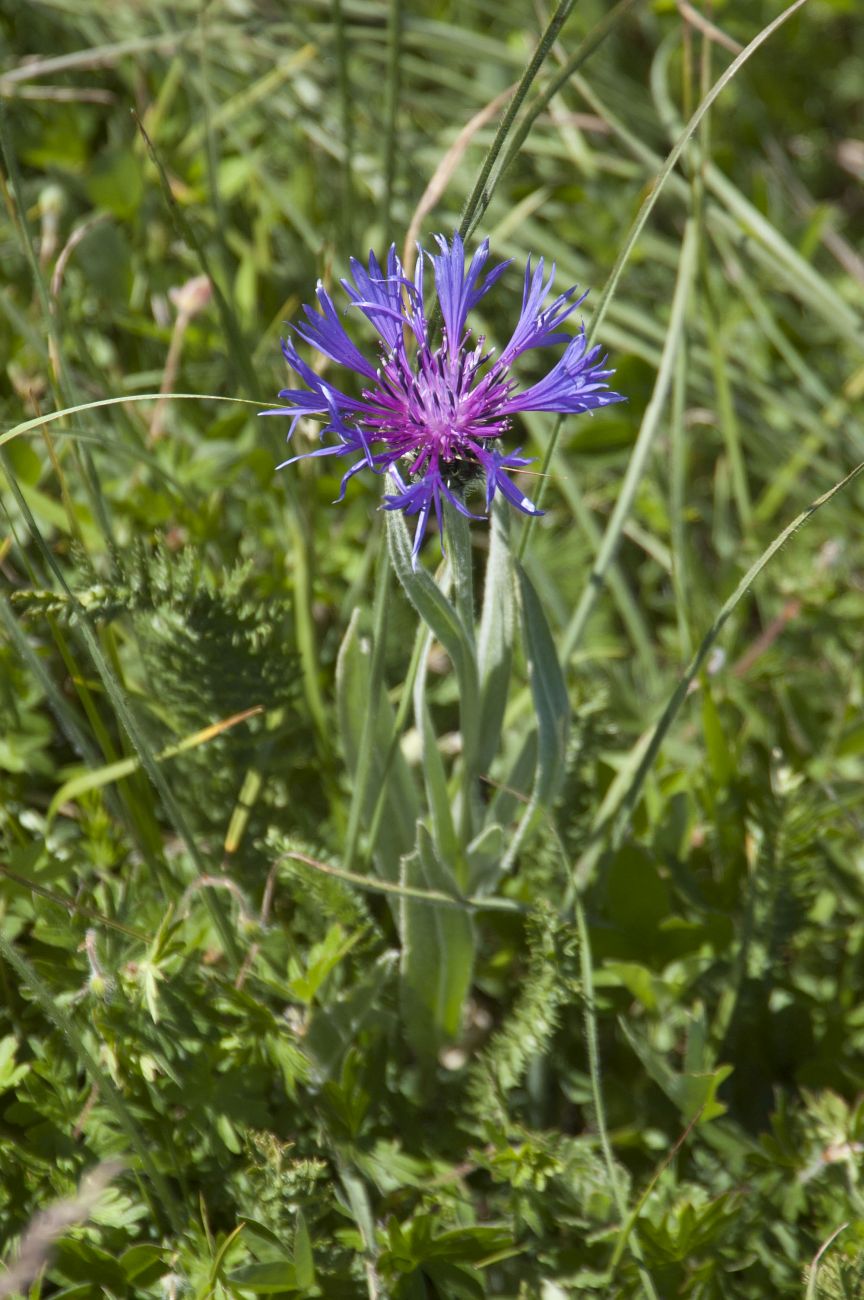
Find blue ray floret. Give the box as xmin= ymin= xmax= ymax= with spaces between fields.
xmin=262 ymin=232 xmax=625 ymax=564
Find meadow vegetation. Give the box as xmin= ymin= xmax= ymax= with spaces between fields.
xmin=1 ymin=0 xmax=864 ymax=1295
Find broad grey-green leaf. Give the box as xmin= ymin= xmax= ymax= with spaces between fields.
xmin=414 ymin=634 xmax=460 ymax=881
xmin=486 ymin=731 xmax=537 ymax=832
xmin=518 ymin=564 xmax=569 ymax=806
xmin=336 ymin=609 xmax=418 ymax=880
xmin=399 ymin=823 xmax=475 ymax=1061
xmin=476 ymin=499 xmax=515 ymax=775
xmin=465 ymin=822 xmax=505 ymax=894
xmin=387 ymin=509 xmax=480 ymax=772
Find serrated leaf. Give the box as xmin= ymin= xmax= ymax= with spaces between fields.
xmin=0 ymin=1035 xmax=29 ymax=1091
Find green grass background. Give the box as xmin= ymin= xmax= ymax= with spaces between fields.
xmin=1 ymin=0 xmax=864 ymax=1296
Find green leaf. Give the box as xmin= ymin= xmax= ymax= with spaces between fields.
xmin=701 ymin=681 xmax=734 ymax=787
xmin=465 ymin=823 xmax=505 ymax=894
xmin=605 ymin=845 xmax=672 ymax=943
xmin=386 ymin=509 xmax=480 ymax=772
xmin=487 ymin=731 xmax=536 ymax=831
xmin=238 ymin=1218 xmax=292 ymax=1260
xmin=287 ymin=924 xmax=363 ymax=1005
xmin=336 ymin=609 xmax=419 ymax=879
xmin=423 ymin=1260 xmax=485 ymax=1300
xmin=414 ymin=630 xmax=460 ymax=880
xmin=294 ymin=1210 xmax=316 ymax=1290
xmin=603 ymin=961 xmax=662 ymax=1013
xmin=226 ymin=1259 xmax=298 ymax=1293
xmin=0 ymin=1035 xmax=29 ymax=1091
xmin=85 ymin=148 xmax=144 ymax=217
xmin=305 ymin=952 xmax=397 ymax=1080
xmin=619 ymin=1020 xmax=732 ymax=1124
xmin=119 ymin=1244 xmax=166 ymax=1286
xmin=476 ymin=499 xmax=515 ymax=775
xmin=399 ymin=824 xmax=475 ymax=1060
xmin=52 ymin=1240 xmax=128 ymax=1291
xmin=517 ymin=564 xmax=569 ymax=807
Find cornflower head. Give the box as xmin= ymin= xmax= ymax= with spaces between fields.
xmin=263 ymin=233 xmax=624 ymax=565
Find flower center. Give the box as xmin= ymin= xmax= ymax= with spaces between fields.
xmin=361 ymin=336 xmax=511 ymax=468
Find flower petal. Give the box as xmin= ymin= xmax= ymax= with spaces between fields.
xmin=498 ymin=259 xmax=587 ymax=365
xmin=430 ymin=233 xmax=509 ymax=356
xmin=293 ymin=282 xmax=379 ymax=379
xmin=341 ymin=246 xmax=408 ymax=350
xmin=501 ymin=328 xmax=625 ymax=416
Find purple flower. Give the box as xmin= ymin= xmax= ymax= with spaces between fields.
xmin=263 ymin=233 xmax=624 ymax=564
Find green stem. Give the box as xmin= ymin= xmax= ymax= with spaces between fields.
xmin=561 ymin=219 xmax=698 ymax=664
xmin=491 ymin=0 xmax=641 ymax=210
xmin=457 ymin=0 xmax=579 ymax=242
xmin=333 ymin=0 xmax=354 ymax=249
xmin=519 ymin=0 xmax=811 ymax=558
xmin=381 ymin=0 xmax=402 ymax=242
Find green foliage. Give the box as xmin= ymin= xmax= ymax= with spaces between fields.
xmin=2 ymin=0 xmax=864 ymax=1296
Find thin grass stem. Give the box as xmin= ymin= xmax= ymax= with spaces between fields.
xmin=491 ymin=0 xmax=641 ymax=207
xmin=609 ymin=458 xmax=864 ymax=843
xmin=380 ymin=0 xmax=402 ymax=242
xmin=332 ymin=0 xmax=355 ymax=249
xmin=520 ymin=0 xmax=811 ymax=557
xmin=457 ymin=0 xmax=579 ymax=243
xmin=561 ymin=218 xmax=698 ymax=664
xmin=574 ymin=895 xmax=660 ymax=1300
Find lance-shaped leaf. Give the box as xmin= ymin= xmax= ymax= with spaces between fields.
xmin=387 ymin=508 xmax=480 ymax=775
xmin=399 ymin=823 xmax=475 ymax=1061
xmin=518 ymin=563 xmax=569 ymax=807
xmin=476 ymin=498 xmax=515 ymax=776
xmin=337 ymin=609 xmax=418 ymax=879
